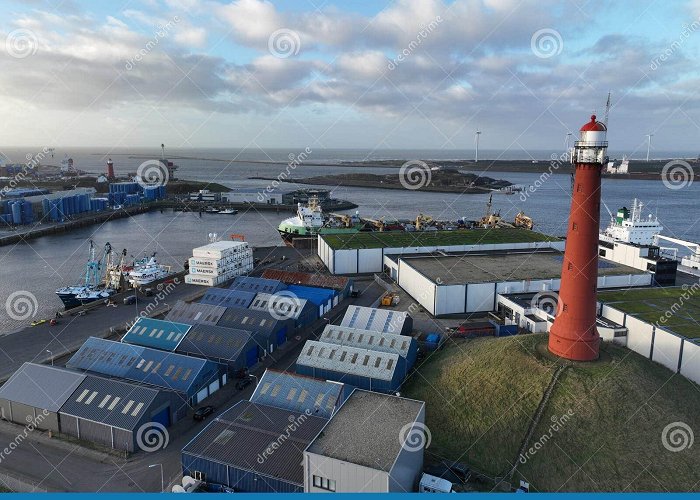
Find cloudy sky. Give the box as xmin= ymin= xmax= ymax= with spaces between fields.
xmin=1 ymin=0 xmax=699 ymax=153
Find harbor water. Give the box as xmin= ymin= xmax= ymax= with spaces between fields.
xmin=1 ymin=148 xmax=698 ymax=334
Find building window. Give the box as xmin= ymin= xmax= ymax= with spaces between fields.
xmin=572 ymin=222 xmax=578 ymax=231
xmin=313 ymin=475 xmax=336 ymax=492
xmin=193 ymin=471 xmax=206 ymax=481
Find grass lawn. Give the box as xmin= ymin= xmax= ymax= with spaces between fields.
xmin=598 ymin=287 xmax=700 ymax=338
xmin=322 ymin=228 xmax=559 ymax=250
xmin=403 ymin=334 xmax=700 ymax=492
xmin=402 ymin=335 xmax=555 ymax=477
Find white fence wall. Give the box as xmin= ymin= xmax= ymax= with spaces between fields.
xmin=397 ymin=261 xmax=436 ymax=314
xmin=680 ymin=341 xmax=700 ymax=385
xmin=599 ymin=303 xmax=700 ymax=386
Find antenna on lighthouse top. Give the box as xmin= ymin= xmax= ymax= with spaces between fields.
xmin=603 ymin=91 xmax=611 ymax=127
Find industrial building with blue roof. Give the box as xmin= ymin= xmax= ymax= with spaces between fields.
xmin=250 ymin=369 xmax=347 ymax=419
xmin=229 ymin=276 xmax=286 ymax=294
xmin=285 ymin=284 xmax=336 ymax=316
xmin=216 ymin=306 xmax=293 ymax=354
xmin=199 ymin=287 xmax=257 ymax=308
xmin=67 ymin=337 xmax=226 ymax=418
xmin=122 ymin=317 xmax=191 ymax=351
xmin=176 ymin=324 xmax=259 ymax=374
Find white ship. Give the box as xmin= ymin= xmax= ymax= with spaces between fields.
xmin=598 ymin=199 xmax=677 ymax=285
xmin=128 ymin=255 xmax=171 ymax=287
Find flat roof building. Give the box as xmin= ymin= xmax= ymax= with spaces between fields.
xmin=229 ymin=276 xmax=286 ymax=295
xmin=340 ymin=305 xmax=413 ymax=336
xmin=296 ymin=340 xmax=405 ymax=393
xmin=182 ymin=401 xmax=328 ymax=492
xmin=304 ymin=389 xmax=426 ymax=492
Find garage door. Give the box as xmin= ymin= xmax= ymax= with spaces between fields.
xmin=246 ymin=346 xmax=258 ymax=367
xmin=208 ymin=379 xmax=220 ymax=395
xmin=151 ymin=406 xmax=170 ymax=427
xmin=195 ymin=387 xmax=208 ymax=405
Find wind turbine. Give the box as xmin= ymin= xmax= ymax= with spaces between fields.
xmin=646 ymin=133 xmax=654 ymax=162
xmin=475 ymin=130 xmax=481 ymax=163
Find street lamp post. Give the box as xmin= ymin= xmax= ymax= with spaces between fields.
xmin=149 ymin=464 xmax=164 ymax=492
xmin=46 ymin=349 xmax=53 ymax=366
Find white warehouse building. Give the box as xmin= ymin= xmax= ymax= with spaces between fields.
xmin=391 ymin=250 xmax=652 ymax=317
xmin=303 ymin=389 xmax=426 ymax=493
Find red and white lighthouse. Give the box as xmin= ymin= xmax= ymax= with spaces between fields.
xmin=548 ymin=114 xmax=608 ymax=361
xmin=107 ymin=158 xmax=115 ymax=179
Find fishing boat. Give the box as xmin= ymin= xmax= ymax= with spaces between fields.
xmin=218 ymin=208 xmax=238 ymax=214
xmin=55 ymin=241 xmax=117 ymax=308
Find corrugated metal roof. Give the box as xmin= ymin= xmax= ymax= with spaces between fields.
xmin=122 ymin=318 xmax=191 ymax=351
xmin=229 ymin=276 xmax=286 ymax=294
xmin=59 ymin=375 xmax=160 ymax=431
xmin=341 ymin=305 xmax=409 ymax=334
xmin=285 ymin=285 xmax=335 ymax=306
xmin=250 ymin=369 xmax=344 ymax=419
xmin=200 ymin=288 xmax=256 ymax=308
xmin=216 ymin=306 xmax=286 ymax=335
xmin=306 ymin=389 xmax=425 ymax=472
xmin=249 ymin=292 xmax=310 ymax=320
xmin=320 ymin=325 xmax=414 ymax=359
xmin=183 ymin=401 xmax=327 ymax=485
xmin=261 ymin=269 xmax=350 ymax=291
xmin=165 ymin=301 xmax=226 ymax=326
xmin=67 ymin=337 xmax=218 ymax=395
xmin=296 ymin=340 xmax=400 ymax=382
xmin=176 ymin=324 xmax=253 ymax=363
xmin=0 ymin=363 xmax=85 ymax=412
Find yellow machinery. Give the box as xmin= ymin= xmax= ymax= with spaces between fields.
xmin=416 ymin=213 xmax=434 ymax=231
xmin=381 ymin=292 xmax=400 ymax=307
xmin=514 ymin=211 xmax=534 ymax=230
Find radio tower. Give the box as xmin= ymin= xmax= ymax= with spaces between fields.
xmin=548 ymin=114 xmax=608 ymax=361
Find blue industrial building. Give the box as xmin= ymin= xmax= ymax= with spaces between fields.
xmin=320 ymin=325 xmax=418 ymax=375
xmin=200 ymin=288 xmax=257 ymax=308
xmin=229 ymin=276 xmax=286 ymax=294
xmin=295 ymin=340 xmax=406 ymax=394
xmin=67 ymin=337 xmax=226 ymax=419
xmin=250 ymin=369 xmax=347 ymax=419
xmin=165 ymin=301 xmax=226 ymax=326
xmin=216 ymin=307 xmax=292 ymax=354
xmin=122 ymin=318 xmax=191 ymax=351
xmin=181 ymin=401 xmax=328 ymax=492
xmin=249 ymin=292 xmax=318 ymax=328
xmin=176 ymin=324 xmax=259 ymax=374
xmin=285 ymin=284 xmax=336 ymax=316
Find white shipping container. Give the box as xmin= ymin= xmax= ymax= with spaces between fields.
xmin=189 ymin=254 xmax=253 ymax=269
xmin=192 ymin=241 xmax=250 ymax=260
xmin=185 ymin=274 xmax=227 ymax=286
xmin=189 ymin=263 xmax=250 ymax=276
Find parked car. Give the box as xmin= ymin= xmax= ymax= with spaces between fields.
xmin=123 ymin=295 xmax=137 ymax=305
xmin=236 ymin=378 xmax=253 ymax=390
xmin=193 ymin=406 xmax=215 ymax=421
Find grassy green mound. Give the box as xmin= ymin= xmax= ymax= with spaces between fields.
xmin=402 ymin=334 xmax=700 ymax=492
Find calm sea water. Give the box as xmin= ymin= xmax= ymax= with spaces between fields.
xmin=0 ymin=147 xmax=698 ymax=333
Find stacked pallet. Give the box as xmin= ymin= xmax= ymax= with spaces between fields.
xmin=185 ymin=241 xmax=254 ymax=286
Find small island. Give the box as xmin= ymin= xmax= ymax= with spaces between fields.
xmin=253 ymin=165 xmax=512 ymax=194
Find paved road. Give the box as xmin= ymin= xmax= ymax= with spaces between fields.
xmin=0 ymin=277 xmax=383 ymax=492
